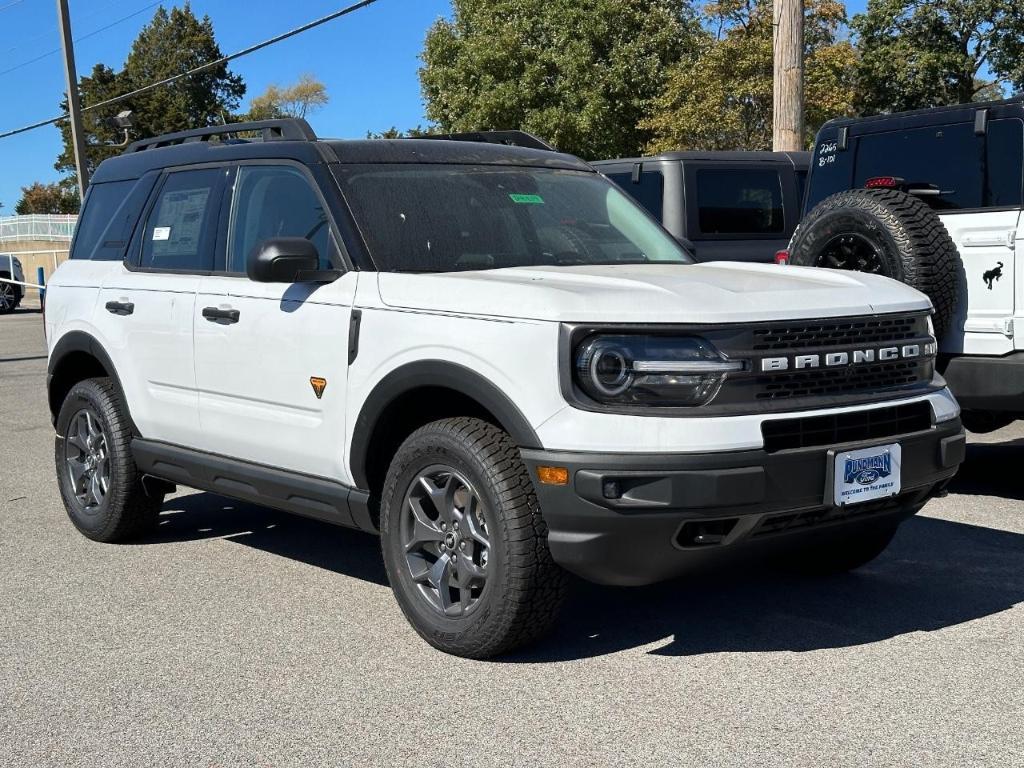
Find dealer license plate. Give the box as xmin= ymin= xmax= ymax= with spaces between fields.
xmin=833 ymin=443 xmax=902 ymax=506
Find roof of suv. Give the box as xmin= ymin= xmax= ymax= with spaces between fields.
xmin=91 ymin=119 xmax=591 ymax=184
xmin=820 ymin=96 xmax=1024 ymax=132
xmin=592 ymin=150 xmax=811 ymax=169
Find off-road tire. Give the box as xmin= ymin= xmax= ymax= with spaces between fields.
xmin=780 ymin=521 xmax=898 ymax=576
xmin=380 ymin=417 xmax=567 ymax=658
xmin=788 ymin=188 xmax=961 ymax=339
xmin=55 ymin=378 xmax=163 ymax=542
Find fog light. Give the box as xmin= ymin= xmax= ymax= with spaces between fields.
xmin=536 ymin=466 xmax=569 ymax=485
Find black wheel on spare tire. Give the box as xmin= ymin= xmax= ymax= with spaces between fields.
xmin=779 ymin=521 xmax=899 ymax=576
xmin=55 ymin=378 xmax=163 ymax=542
xmin=379 ymin=417 xmax=568 ymax=659
xmin=788 ymin=188 xmax=961 ymax=339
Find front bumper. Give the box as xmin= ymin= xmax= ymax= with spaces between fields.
xmin=522 ymin=418 xmax=964 ymax=586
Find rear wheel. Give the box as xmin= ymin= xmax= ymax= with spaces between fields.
xmin=780 ymin=522 xmax=898 ymax=576
xmin=55 ymin=378 xmax=163 ymax=542
xmin=380 ymin=417 xmax=567 ymax=658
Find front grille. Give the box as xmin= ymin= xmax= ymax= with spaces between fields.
xmin=754 ymin=360 xmax=925 ymax=401
xmin=761 ymin=400 xmax=932 ymax=453
xmin=752 ymin=315 xmax=921 ymax=351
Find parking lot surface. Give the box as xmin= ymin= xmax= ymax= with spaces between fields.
xmin=2 ymin=306 xmax=1022 ymax=767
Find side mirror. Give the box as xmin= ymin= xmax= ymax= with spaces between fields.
xmin=247 ymin=237 xmax=319 ymax=283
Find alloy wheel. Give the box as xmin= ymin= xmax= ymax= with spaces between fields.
xmin=64 ymin=407 xmax=110 ymax=511
xmin=814 ymin=233 xmax=887 ymax=274
xmin=401 ymin=465 xmax=491 ymax=617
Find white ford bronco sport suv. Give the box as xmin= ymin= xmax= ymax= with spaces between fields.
xmin=46 ymin=119 xmax=965 ymax=658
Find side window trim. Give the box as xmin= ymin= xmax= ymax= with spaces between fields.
xmin=221 ymin=159 xmax=347 ymax=277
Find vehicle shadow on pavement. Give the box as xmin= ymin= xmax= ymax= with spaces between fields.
xmin=509 ymin=515 xmax=1024 ymax=661
xmin=947 ymin=438 xmax=1024 ymax=501
xmin=145 ymin=491 xmax=388 ymax=586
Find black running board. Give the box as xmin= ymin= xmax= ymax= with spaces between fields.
xmin=131 ymin=439 xmax=375 ymax=533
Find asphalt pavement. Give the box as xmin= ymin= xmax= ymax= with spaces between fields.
xmin=2 ymin=305 xmax=1022 ymax=767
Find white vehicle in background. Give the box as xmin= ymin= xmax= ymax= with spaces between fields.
xmin=0 ymin=254 xmax=25 ymax=313
xmin=44 ymin=120 xmax=964 ymax=658
xmin=791 ymin=97 xmax=1024 ymax=434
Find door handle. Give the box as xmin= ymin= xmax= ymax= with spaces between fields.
xmin=202 ymin=306 xmax=240 ymax=324
xmin=105 ymin=300 xmax=134 ymax=316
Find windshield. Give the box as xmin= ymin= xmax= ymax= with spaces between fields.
xmin=335 ymin=164 xmax=694 ymax=272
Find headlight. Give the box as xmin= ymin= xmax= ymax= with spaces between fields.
xmin=574 ymin=335 xmax=746 ymax=407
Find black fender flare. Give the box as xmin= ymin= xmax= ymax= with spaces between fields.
xmin=349 ymin=360 xmax=542 ymax=489
xmin=47 ymin=331 xmax=125 ymax=425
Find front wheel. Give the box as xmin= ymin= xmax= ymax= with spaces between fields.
xmin=380 ymin=418 xmax=567 ymax=658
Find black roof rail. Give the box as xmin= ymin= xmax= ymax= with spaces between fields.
xmin=125 ymin=118 xmax=317 ymax=153
xmin=414 ymin=130 xmax=556 ymax=152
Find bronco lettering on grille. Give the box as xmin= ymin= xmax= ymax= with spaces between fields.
xmin=760 ymin=344 xmax=925 ymax=372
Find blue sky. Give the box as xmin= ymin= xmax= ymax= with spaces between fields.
xmin=0 ymin=0 xmax=869 ymax=210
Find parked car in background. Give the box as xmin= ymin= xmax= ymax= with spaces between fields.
xmin=593 ymin=151 xmax=809 ymax=263
xmin=791 ymin=97 xmax=1024 ymax=433
xmin=0 ymin=254 xmax=25 ymax=314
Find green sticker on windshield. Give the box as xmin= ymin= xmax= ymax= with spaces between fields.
xmin=509 ymin=193 xmax=544 ymax=204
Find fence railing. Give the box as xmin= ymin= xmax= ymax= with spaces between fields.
xmin=0 ymin=214 xmax=78 ymax=243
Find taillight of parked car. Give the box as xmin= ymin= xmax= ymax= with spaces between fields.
xmin=774 ymin=250 xmax=789 ymax=265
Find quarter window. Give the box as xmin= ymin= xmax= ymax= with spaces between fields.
xmin=695 ymin=168 xmax=784 ymax=235
xmin=139 ymin=169 xmax=223 ymax=272
xmin=227 ymin=165 xmax=334 ymax=273
xmin=70 ymin=180 xmax=134 ymax=260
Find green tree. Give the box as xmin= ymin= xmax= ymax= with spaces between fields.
xmin=14 ymin=182 xmax=80 ymax=215
xmin=853 ymin=0 xmax=1024 ymax=114
xmin=56 ymin=3 xmax=245 ymax=177
xmin=247 ymin=74 xmax=329 ymax=120
xmin=365 ymin=125 xmax=433 ymax=139
xmin=419 ymin=0 xmax=701 ymax=159
xmin=643 ymin=0 xmax=858 ymax=152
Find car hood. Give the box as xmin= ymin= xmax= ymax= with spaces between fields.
xmin=376 ymin=262 xmax=931 ymax=323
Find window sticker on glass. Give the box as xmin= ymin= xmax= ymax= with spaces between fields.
xmin=152 ymin=227 xmax=171 ymax=241
xmin=509 ymin=193 xmax=544 ymax=204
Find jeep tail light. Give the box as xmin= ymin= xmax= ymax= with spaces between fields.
xmin=865 ymin=176 xmax=900 ymax=189
xmin=774 ymin=250 xmax=789 ymax=265
xmin=573 ymin=334 xmax=747 ymax=407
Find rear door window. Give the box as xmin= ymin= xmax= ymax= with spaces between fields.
xmin=138 ymin=168 xmax=224 ymax=272
xmin=694 ymin=168 xmax=784 ymax=235
xmin=985 ymin=119 xmax=1023 ymax=208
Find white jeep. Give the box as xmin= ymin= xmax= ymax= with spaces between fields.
xmin=45 ymin=120 xmax=964 ymax=658
xmin=795 ymin=97 xmax=1024 ymax=433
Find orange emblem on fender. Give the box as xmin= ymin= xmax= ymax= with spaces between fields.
xmin=310 ymin=377 xmax=327 ymax=399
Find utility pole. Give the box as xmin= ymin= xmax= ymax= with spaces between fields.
xmin=772 ymin=0 xmax=804 ymax=151
xmin=56 ymin=0 xmax=89 ymax=198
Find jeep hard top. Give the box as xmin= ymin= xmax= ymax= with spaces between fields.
xmin=45 ymin=119 xmax=963 ymax=657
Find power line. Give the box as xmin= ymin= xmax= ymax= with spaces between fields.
xmin=0 ymin=1 xmax=161 ymax=79
xmin=0 ymin=0 xmax=27 ymax=13
xmin=0 ymin=0 xmax=380 ymax=141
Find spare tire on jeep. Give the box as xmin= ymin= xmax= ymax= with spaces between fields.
xmin=788 ymin=188 xmax=961 ymax=339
